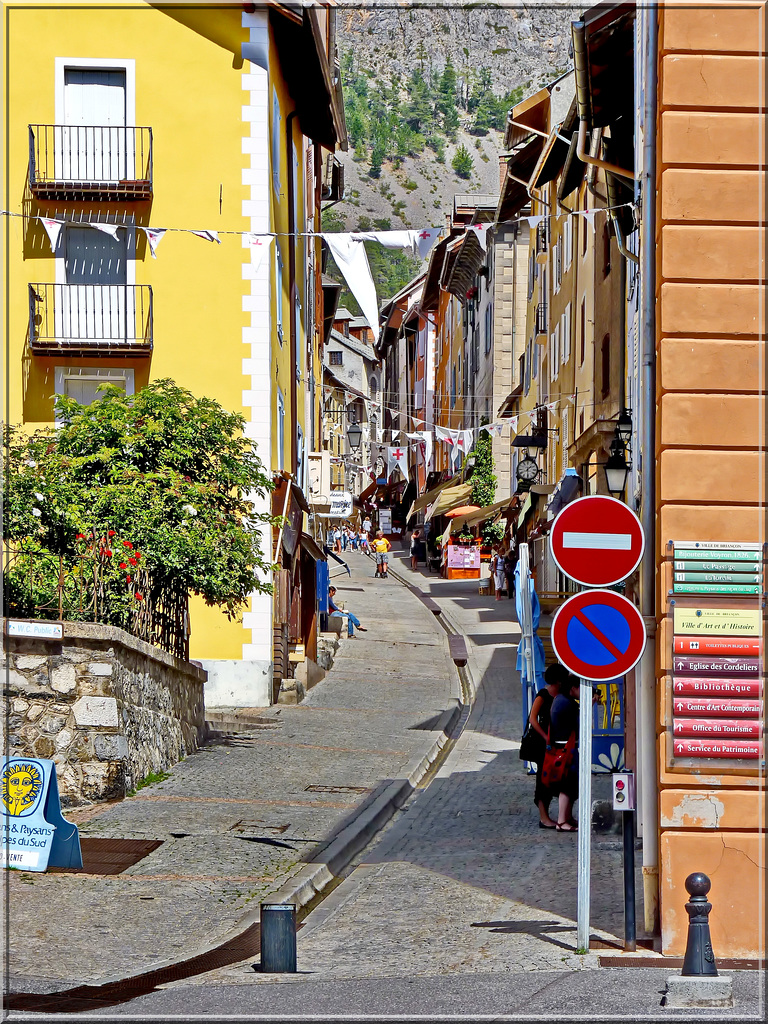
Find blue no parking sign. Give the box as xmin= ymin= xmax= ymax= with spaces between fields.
xmin=551 ymin=589 xmax=647 ymax=682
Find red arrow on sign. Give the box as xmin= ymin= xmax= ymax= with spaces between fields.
xmin=549 ymin=495 xmax=645 ymax=588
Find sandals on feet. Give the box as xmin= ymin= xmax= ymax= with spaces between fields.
xmin=556 ymin=822 xmax=578 ymax=832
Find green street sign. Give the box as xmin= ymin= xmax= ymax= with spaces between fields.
xmin=673 ymin=582 xmax=763 ymax=595
xmin=674 ymin=572 xmax=763 ymax=584
xmin=673 ymin=560 xmax=763 ymax=574
xmin=673 ymin=548 xmax=764 ymax=563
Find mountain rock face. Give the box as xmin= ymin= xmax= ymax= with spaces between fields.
xmin=325 ymin=2 xmax=573 ymax=310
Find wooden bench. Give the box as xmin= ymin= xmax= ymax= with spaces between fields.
xmin=448 ymin=634 xmax=468 ymax=667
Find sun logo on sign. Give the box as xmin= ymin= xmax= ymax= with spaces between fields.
xmin=2 ymin=761 xmax=44 ymax=817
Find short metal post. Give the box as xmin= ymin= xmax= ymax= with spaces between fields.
xmin=622 ymin=809 xmax=636 ymax=951
xmin=681 ymin=873 xmax=718 ymax=977
xmin=259 ymin=903 xmax=297 ymax=973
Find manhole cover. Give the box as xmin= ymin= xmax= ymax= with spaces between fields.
xmin=228 ymin=819 xmax=289 ymax=835
xmin=305 ymin=784 xmax=370 ymax=795
xmin=50 ymin=838 xmax=163 ymax=875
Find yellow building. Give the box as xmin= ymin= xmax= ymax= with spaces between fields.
xmin=2 ymin=0 xmax=346 ymax=706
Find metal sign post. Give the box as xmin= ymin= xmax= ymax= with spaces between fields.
xmin=577 ymin=679 xmax=593 ymax=952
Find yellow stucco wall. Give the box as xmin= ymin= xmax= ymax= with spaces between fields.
xmin=3 ymin=2 xmax=254 ymax=662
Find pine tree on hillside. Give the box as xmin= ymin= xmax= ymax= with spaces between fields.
xmin=452 ymin=144 xmax=473 ymax=179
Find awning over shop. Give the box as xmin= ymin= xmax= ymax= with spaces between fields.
xmin=447 ymin=496 xmax=519 ymax=535
xmin=424 ymin=482 xmax=474 ymax=522
xmin=498 ymin=383 xmax=523 ymax=419
xmin=516 ymin=490 xmax=543 ymax=531
xmin=407 ymin=472 xmax=463 ymax=521
xmin=299 ymin=534 xmax=326 ymax=562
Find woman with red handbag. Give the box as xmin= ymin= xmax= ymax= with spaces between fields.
xmin=528 ymin=663 xmax=568 ymax=829
xmin=547 ymin=674 xmax=581 ymax=832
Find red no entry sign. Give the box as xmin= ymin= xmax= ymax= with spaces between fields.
xmin=551 ymin=589 xmax=647 ymax=682
xmin=550 ymin=495 xmax=644 ymax=587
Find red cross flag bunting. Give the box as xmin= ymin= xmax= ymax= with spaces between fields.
xmin=387 ymin=445 xmax=409 ymax=482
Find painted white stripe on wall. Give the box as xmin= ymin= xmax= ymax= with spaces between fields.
xmin=241 ymin=9 xmax=273 ymax=675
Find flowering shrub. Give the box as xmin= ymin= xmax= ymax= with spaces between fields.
xmin=4 ymin=379 xmax=277 ymax=624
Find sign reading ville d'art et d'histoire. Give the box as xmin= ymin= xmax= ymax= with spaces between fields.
xmin=1 ymin=757 xmax=81 ymax=872
xmin=670 ymin=541 xmax=765 ymax=762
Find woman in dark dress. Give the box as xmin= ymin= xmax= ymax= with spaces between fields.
xmin=549 ymin=673 xmax=581 ymax=831
xmin=528 ymin=663 xmax=568 ymax=829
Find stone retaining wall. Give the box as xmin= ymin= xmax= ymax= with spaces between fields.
xmin=2 ymin=619 xmax=206 ymax=806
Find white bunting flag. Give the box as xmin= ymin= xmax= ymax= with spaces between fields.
xmin=141 ymin=227 xmax=166 ymax=259
xmin=407 ymin=431 xmax=433 ymax=468
xmin=191 ymin=230 xmax=221 ymax=244
xmin=40 ymin=217 xmax=63 ymax=252
xmin=434 ymin=425 xmax=456 ymax=448
xmin=579 ymin=210 xmax=597 ymax=231
xmin=508 ymin=415 xmax=519 ymax=433
xmin=322 ymin=233 xmax=380 ymax=342
xmin=457 ymin=428 xmax=474 ymax=454
xmin=89 ymin=222 xmax=122 ymax=239
xmin=469 ymin=223 xmax=489 ymax=251
xmin=244 ymin=232 xmax=273 ymax=272
xmin=525 ymin=215 xmax=545 ymax=231
xmin=415 ymin=227 xmax=442 ymax=261
xmin=545 ymin=401 xmax=558 ymax=414
xmin=387 ymin=444 xmax=409 ymax=482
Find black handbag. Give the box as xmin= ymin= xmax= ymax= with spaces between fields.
xmin=519 ymin=724 xmax=544 ymax=762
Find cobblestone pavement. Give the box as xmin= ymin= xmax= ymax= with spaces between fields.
xmin=202 ymin=550 xmax=648 ymax=991
xmin=6 ymin=552 xmax=458 ymax=993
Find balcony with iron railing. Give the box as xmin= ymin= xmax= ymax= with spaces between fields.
xmin=29 ymin=125 xmax=153 ymax=200
xmin=29 ymin=283 xmax=153 ymax=356
xmin=535 ymin=221 xmax=548 ymax=265
xmin=534 ymin=301 xmax=548 ymax=342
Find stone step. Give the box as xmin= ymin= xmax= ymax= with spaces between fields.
xmin=204 ymin=707 xmax=274 ymax=736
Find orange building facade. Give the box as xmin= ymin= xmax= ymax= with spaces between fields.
xmin=654 ymin=2 xmax=765 ymax=958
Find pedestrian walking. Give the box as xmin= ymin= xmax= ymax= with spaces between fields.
xmin=328 ymin=586 xmax=367 ymax=638
xmin=370 ymin=529 xmax=392 ymax=578
xmin=333 ymin=527 xmax=342 ymax=554
xmin=350 ymin=527 xmax=359 ymax=552
xmin=363 ymin=516 xmax=372 ymax=535
xmin=548 ymin=673 xmax=581 ymax=831
xmin=358 ymin=527 xmax=369 ymax=553
xmin=503 ymin=546 xmax=516 ymax=600
xmin=341 ymin=527 xmax=348 ymax=552
xmin=491 ymin=544 xmax=506 ymax=600
xmin=410 ymin=528 xmax=424 ymax=571
xmin=528 ymin=664 xmax=568 ymax=829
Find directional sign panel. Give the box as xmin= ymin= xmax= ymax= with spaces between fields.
xmin=549 ymin=495 xmax=644 ymax=587
xmin=551 ymin=589 xmax=647 ymax=682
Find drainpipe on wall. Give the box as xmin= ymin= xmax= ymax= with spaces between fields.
xmin=286 ymin=110 xmax=299 ymax=477
xmin=638 ymin=2 xmax=659 ymax=938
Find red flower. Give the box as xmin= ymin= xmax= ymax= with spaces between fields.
xmin=125 ymin=575 xmax=132 ymax=584
xmin=108 ymin=530 xmax=116 ymax=537
xmin=76 ymin=533 xmax=85 ymax=540
xmin=119 ymin=562 xmax=128 ymax=569
xmin=128 ymin=557 xmax=137 ymax=566
xmin=133 ymin=552 xmax=141 ymax=561
xmin=105 ymin=550 xmax=113 ymax=557
xmin=135 ymin=593 xmax=144 ymax=601
xmin=123 ymin=541 xmax=133 ymax=549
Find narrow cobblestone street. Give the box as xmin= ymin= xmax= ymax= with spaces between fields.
xmin=6 ymin=553 xmax=459 ymax=997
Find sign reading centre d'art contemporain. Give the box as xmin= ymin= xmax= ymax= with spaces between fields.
xmin=1 ymin=757 xmax=82 ymax=872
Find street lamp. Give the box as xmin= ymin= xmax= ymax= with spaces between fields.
xmin=616 ymin=408 xmax=633 ymax=448
xmin=604 ymin=437 xmax=630 ymax=496
xmin=347 ymin=419 xmax=363 ymax=451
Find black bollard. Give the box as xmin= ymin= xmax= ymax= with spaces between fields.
xmin=259 ymin=903 xmax=297 ymax=973
xmin=681 ymin=873 xmax=718 ymax=977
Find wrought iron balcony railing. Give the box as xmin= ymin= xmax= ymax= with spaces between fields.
xmin=535 ymin=301 xmax=548 ymax=339
xmin=29 ymin=283 xmax=153 ymax=355
xmin=29 ymin=125 xmax=153 ymax=200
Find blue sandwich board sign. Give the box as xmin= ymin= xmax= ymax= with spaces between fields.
xmin=1 ymin=757 xmax=82 ymax=872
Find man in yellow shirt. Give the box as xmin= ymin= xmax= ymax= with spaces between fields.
xmin=370 ymin=529 xmax=392 ymax=578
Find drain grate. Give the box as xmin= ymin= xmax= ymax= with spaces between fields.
xmin=50 ymin=838 xmax=162 ymax=875
xmin=305 ymin=784 xmax=370 ymax=795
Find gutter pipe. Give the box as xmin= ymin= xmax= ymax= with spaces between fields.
xmin=638 ymin=2 xmax=659 ymax=937
xmin=286 ymin=110 xmax=299 ymax=476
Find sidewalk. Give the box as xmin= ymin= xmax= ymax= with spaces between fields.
xmin=6 ymin=552 xmax=460 ymax=996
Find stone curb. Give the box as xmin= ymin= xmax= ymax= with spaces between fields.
xmin=142 ymin=570 xmax=474 ymax=972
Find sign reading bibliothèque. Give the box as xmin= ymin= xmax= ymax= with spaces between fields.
xmin=670 ymin=540 xmax=766 ymax=763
